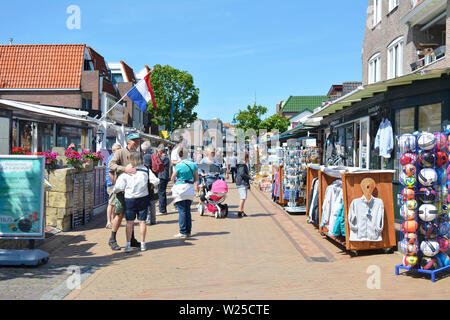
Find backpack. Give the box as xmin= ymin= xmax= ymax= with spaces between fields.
xmin=151 ymin=153 xmax=165 ymax=174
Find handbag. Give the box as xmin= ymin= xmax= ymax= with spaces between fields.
xmin=137 ymin=168 xmax=159 ymax=201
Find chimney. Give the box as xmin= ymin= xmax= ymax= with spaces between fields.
xmin=9 ymin=38 xmax=13 ymax=45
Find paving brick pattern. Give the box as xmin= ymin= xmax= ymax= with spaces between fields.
xmin=30 ymin=182 xmax=450 ymax=300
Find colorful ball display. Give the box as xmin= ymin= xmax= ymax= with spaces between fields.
xmin=435 ymin=252 xmax=450 ymax=267
xmin=436 ymin=168 xmax=448 ymax=186
xmin=420 ymin=240 xmax=440 ymax=257
xmin=402 ymin=220 xmax=419 ymax=233
xmin=399 ymin=240 xmax=419 ymax=255
xmin=406 ymin=199 xmax=418 ymax=210
xmin=401 ymin=188 xmax=415 ymax=201
xmin=418 ymin=204 xmax=438 ymax=222
xmin=400 ymin=153 xmax=417 ymax=166
xmin=417 ymin=151 xmax=435 ymax=168
xmin=420 ymin=257 xmax=439 ymax=270
xmin=400 ymin=205 xmax=416 ymax=221
xmin=439 ymin=221 xmax=450 ymax=238
xmin=420 ymin=222 xmax=437 ymax=239
xmin=418 ymin=132 xmax=436 ymax=151
xmin=405 ymin=177 xmax=416 ymax=189
xmin=417 ymin=187 xmax=436 ymax=203
xmin=434 ymin=133 xmax=447 ymax=151
xmin=402 ymin=255 xmax=418 ymax=267
xmin=398 ymin=134 xmax=416 ymax=153
xmin=404 ymin=164 xmax=417 ymax=177
xmin=438 ymin=237 xmax=449 ymax=252
xmin=404 ymin=232 xmax=418 ymax=244
xmin=435 ymin=151 xmax=448 ymax=167
xmin=418 ymin=168 xmax=437 ymax=187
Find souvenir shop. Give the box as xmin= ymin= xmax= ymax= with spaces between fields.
xmin=301 ymin=69 xmax=450 ymax=277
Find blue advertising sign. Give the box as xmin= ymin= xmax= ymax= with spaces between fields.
xmin=0 ymin=156 xmax=45 ymax=239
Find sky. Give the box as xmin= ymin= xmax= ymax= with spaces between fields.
xmin=0 ymin=0 xmax=369 ymax=123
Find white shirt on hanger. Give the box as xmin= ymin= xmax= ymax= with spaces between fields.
xmin=374 ymin=118 xmax=393 ymax=158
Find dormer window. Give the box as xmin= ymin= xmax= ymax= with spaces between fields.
xmin=373 ymin=0 xmax=382 ymax=26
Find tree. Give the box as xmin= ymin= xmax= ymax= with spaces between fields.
xmin=147 ymin=64 xmax=199 ymax=131
xmin=258 ymin=113 xmax=291 ymax=133
xmin=235 ymin=104 xmax=268 ymax=132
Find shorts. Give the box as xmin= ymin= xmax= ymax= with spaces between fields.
xmin=113 ymin=192 xmax=125 ymax=215
xmin=238 ymin=186 xmax=248 ymax=200
xmin=107 ymin=185 xmax=116 ymax=206
xmin=125 ymin=208 xmax=148 ymax=222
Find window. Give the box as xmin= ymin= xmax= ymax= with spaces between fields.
xmin=56 ymin=125 xmax=82 ymax=149
xmin=38 ymin=123 xmax=54 ymax=152
xmin=373 ymin=0 xmax=382 ymax=26
xmin=387 ymin=37 xmax=404 ymax=79
xmin=418 ymin=103 xmax=441 ymax=132
xmin=389 ymin=0 xmax=399 ymax=12
xmin=368 ymin=53 xmax=381 ymax=84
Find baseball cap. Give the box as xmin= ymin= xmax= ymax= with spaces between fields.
xmin=127 ymin=133 xmax=141 ymax=141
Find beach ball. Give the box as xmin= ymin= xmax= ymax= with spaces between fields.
xmin=420 ymin=240 xmax=440 ymax=257
xmin=402 ymin=255 xmax=418 ymax=267
xmin=417 ymin=187 xmax=436 ymax=204
xmin=402 ymin=220 xmax=419 ymax=233
xmin=399 ymin=240 xmax=418 ymax=255
xmin=399 ymin=134 xmax=416 ymax=153
xmin=435 ymin=252 xmax=450 ymax=267
xmin=418 ymin=132 xmax=436 ymax=151
xmin=401 ymin=188 xmax=415 ymax=201
xmin=406 ymin=199 xmax=418 ymax=210
xmin=404 ymin=164 xmax=417 ymax=177
xmin=435 ymin=151 xmax=448 ymax=167
xmin=418 ymin=168 xmax=437 ymax=187
xmin=400 ymin=205 xmax=416 ymax=221
xmin=420 ymin=222 xmax=437 ymax=239
xmin=404 ymin=232 xmax=418 ymax=245
xmin=405 ymin=177 xmax=416 ymax=189
xmin=434 ymin=133 xmax=447 ymax=151
xmin=420 ymin=257 xmax=439 ymax=270
xmin=438 ymin=237 xmax=449 ymax=252
xmin=418 ymin=151 xmax=435 ymax=168
xmin=419 ymin=204 xmax=438 ymax=222
xmin=400 ymin=153 xmax=417 ymax=166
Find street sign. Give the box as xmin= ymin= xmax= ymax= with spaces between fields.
xmin=0 ymin=156 xmax=45 ymax=239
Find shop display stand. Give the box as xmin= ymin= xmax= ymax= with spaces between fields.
xmin=283 ymin=143 xmax=306 ymax=214
xmin=314 ymin=166 xmax=396 ymax=256
xmin=395 ymin=133 xmax=450 ymax=282
xmin=306 ymin=165 xmax=320 ymax=226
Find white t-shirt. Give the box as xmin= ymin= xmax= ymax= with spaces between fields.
xmin=113 ymin=165 xmax=160 ymax=199
xmin=171 ymin=147 xmax=180 ymax=164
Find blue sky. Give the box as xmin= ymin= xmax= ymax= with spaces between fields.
xmin=0 ymin=0 xmax=368 ymax=123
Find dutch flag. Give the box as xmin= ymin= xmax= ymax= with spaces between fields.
xmin=127 ymin=72 xmax=157 ymax=112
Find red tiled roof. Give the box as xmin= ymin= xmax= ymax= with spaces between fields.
xmin=0 ymin=44 xmax=86 ymax=89
xmin=87 ymin=46 xmax=109 ymax=78
xmin=102 ymin=78 xmax=118 ymax=97
xmin=120 ymin=61 xmax=136 ymax=83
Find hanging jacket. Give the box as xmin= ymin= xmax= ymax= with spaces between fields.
xmin=320 ymin=180 xmax=343 ymax=231
xmin=331 ymin=202 xmax=346 ymax=237
xmin=348 ymin=195 xmax=384 ymax=241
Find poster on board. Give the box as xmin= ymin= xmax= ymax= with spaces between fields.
xmin=0 ymin=156 xmax=45 ymax=239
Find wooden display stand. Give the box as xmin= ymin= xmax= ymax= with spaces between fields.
xmin=277 ymin=165 xmax=288 ymax=206
xmin=305 ymin=165 xmax=320 ymax=217
xmin=313 ymin=166 xmax=396 ymax=256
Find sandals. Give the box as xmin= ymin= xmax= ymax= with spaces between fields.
xmin=109 ymin=240 xmax=121 ymax=251
xmin=105 ymin=223 xmax=112 ymax=229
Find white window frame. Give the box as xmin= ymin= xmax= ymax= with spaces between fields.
xmin=387 ymin=36 xmax=404 ymax=80
xmin=373 ymin=0 xmax=382 ymax=27
xmin=389 ymin=0 xmax=399 ymax=13
xmin=368 ymin=52 xmax=381 ymax=84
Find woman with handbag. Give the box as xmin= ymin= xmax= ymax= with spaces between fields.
xmin=171 ymin=147 xmax=199 ymax=239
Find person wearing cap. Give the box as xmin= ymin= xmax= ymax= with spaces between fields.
xmin=107 ymin=132 xmax=142 ymax=251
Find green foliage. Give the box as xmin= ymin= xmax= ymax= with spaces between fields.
xmin=258 ymin=113 xmax=290 ymax=133
xmin=235 ymin=104 xmax=268 ymax=132
xmin=147 ymin=64 xmax=199 ymax=131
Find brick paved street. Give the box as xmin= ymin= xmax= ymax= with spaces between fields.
xmin=3 ymin=182 xmax=449 ymax=300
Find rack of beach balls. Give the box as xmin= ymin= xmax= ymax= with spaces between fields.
xmin=396 ymin=132 xmax=450 ymax=282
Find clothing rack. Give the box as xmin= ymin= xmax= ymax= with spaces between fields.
xmin=306 ymin=165 xmax=396 ymax=256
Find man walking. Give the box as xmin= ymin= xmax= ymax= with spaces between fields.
xmin=107 ymin=133 xmax=142 ymax=251
xmin=157 ymin=144 xmax=170 ymax=215
xmin=228 ymin=151 xmax=238 ymax=183
xmin=105 ymin=143 xmax=122 ymax=229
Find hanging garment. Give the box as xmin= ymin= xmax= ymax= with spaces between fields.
xmin=331 ymin=201 xmax=346 ymax=237
xmin=325 ymin=132 xmax=337 ymax=164
xmin=374 ymin=118 xmax=394 ymax=158
xmin=307 ymin=178 xmax=317 ymax=220
xmin=320 ymin=180 xmax=343 ymax=233
xmin=309 ymin=178 xmax=320 ymax=225
xmin=348 ymin=195 xmax=384 ymax=241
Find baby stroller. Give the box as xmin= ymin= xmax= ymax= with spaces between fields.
xmin=197 ymin=163 xmax=229 ymax=219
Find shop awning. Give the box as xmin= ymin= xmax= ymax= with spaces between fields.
xmin=0 ymin=99 xmax=98 ymax=126
xmin=309 ymin=67 xmax=450 ymax=118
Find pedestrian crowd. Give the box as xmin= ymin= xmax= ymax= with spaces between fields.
xmin=105 ymin=134 xmax=251 ymax=252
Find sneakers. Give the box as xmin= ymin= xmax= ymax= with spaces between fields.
xmin=141 ymin=242 xmax=147 ymax=251
xmin=124 ymin=246 xmax=132 ymax=253
xmin=237 ymin=212 xmax=247 ymax=218
xmin=174 ymin=233 xmax=188 ymax=239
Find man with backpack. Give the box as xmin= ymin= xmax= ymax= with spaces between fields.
xmin=142 ymin=141 xmax=165 ymax=225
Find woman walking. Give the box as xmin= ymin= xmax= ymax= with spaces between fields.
xmin=235 ymin=153 xmax=251 ymax=217
xmin=171 ymin=148 xmax=199 ymax=238
xmin=114 ymin=152 xmax=160 ymax=252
